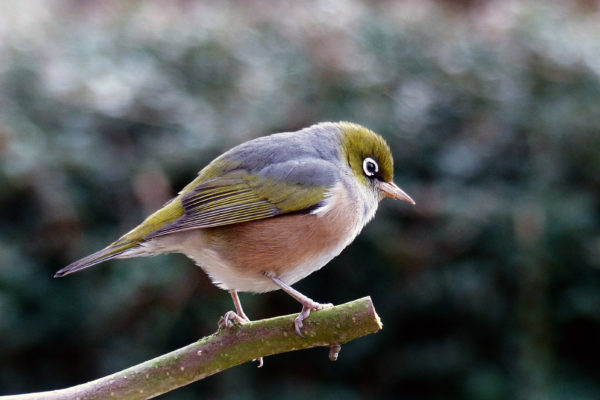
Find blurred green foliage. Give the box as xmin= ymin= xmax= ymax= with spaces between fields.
xmin=1 ymin=0 xmax=600 ymax=399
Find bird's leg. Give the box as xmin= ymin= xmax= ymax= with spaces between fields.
xmin=230 ymin=289 xmax=250 ymax=321
xmin=265 ymin=273 xmax=333 ymax=337
xmin=222 ymin=290 xmax=250 ymax=327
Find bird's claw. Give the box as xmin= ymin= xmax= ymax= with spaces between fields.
xmin=218 ymin=311 xmax=263 ymax=367
xmin=219 ymin=310 xmax=249 ymax=330
xmin=294 ymin=301 xmax=333 ymax=337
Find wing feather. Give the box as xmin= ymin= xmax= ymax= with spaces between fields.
xmin=145 ymin=169 xmax=329 ymax=239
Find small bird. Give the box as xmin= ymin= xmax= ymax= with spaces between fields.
xmin=55 ymin=122 xmax=414 ymax=336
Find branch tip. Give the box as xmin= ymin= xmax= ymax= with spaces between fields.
xmin=329 ymin=344 xmax=342 ymax=361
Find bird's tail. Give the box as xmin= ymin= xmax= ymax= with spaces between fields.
xmin=54 ymin=241 xmax=138 ymax=277
xmin=55 ymin=194 xmax=185 ymax=278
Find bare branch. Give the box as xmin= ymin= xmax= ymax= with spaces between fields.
xmin=2 ymin=297 xmax=382 ymax=400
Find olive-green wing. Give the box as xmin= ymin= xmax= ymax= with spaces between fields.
xmin=144 ymin=169 xmax=328 ymax=239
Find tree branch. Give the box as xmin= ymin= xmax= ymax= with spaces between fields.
xmin=3 ymin=296 xmax=382 ymax=400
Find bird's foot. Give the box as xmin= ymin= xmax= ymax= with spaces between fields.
xmin=262 ymin=273 xmax=334 ymax=337
xmin=219 ymin=310 xmax=249 ymax=330
xmin=218 ymin=311 xmax=264 ymax=367
xmin=294 ymin=300 xmax=333 ymax=337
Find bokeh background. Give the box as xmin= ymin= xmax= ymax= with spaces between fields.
xmin=1 ymin=0 xmax=600 ymax=399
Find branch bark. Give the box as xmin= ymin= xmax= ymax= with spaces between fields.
xmin=3 ymin=296 xmax=382 ymax=400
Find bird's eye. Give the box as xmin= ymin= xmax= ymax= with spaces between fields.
xmin=362 ymin=157 xmax=379 ymax=177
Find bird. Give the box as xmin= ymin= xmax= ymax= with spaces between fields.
xmin=55 ymin=121 xmax=414 ymax=337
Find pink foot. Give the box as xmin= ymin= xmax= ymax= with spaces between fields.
xmin=219 ymin=311 xmax=249 ymax=330
xmin=294 ymin=301 xmax=333 ymax=337
xmin=218 ymin=311 xmax=263 ymax=367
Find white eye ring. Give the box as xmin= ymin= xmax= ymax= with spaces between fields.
xmin=362 ymin=157 xmax=379 ymax=177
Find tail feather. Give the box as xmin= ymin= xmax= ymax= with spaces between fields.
xmin=54 ymin=242 xmax=136 ymax=277
xmin=55 ymin=193 xmax=185 ymax=278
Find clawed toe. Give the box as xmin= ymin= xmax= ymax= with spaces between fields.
xmin=294 ymin=314 xmax=306 ymax=337
xmin=262 ymin=273 xmax=335 ymax=338
xmin=314 ymin=302 xmax=333 ymax=311
xmin=294 ymin=301 xmax=333 ymax=337
xmin=219 ymin=311 xmax=249 ymax=330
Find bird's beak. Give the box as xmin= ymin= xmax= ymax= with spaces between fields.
xmin=379 ymin=181 xmax=415 ymax=204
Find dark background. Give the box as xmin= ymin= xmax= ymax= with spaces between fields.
xmin=1 ymin=1 xmax=600 ymax=399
